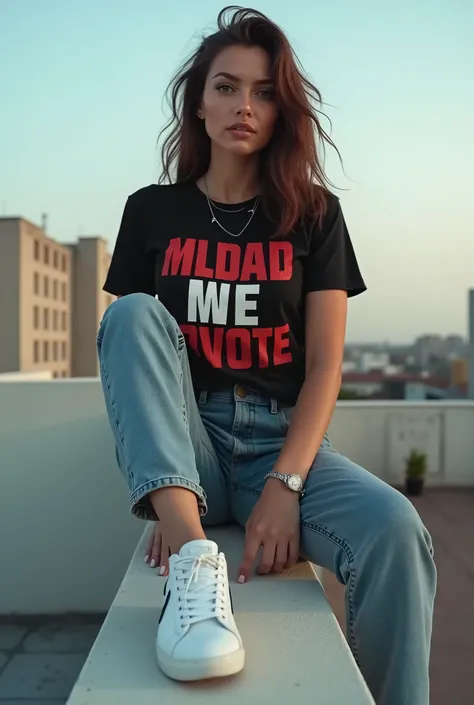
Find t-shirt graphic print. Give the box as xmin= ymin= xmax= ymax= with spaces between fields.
xmin=103 ymin=182 xmax=366 ymax=403
xmin=161 ymin=236 xmax=294 ymax=372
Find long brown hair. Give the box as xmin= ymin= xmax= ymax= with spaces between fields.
xmin=158 ymin=6 xmax=340 ymax=236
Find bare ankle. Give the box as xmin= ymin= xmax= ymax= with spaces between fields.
xmin=149 ymin=486 xmax=206 ymax=554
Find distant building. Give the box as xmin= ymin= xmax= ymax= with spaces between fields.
xmin=451 ymin=358 xmax=468 ymax=387
xmin=358 ymin=351 xmax=390 ymax=372
xmin=0 ymin=217 xmax=113 ymax=378
xmin=340 ymin=371 xmax=454 ymax=401
xmin=413 ymin=334 xmax=446 ymax=368
xmin=413 ymin=333 xmax=467 ymax=370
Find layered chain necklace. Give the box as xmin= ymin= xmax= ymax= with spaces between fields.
xmin=203 ymin=176 xmax=260 ymax=238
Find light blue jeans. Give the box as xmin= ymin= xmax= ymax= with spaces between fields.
xmin=97 ymin=293 xmax=436 ymax=705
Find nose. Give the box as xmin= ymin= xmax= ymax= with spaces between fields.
xmin=235 ymin=90 xmax=253 ymax=117
xmin=236 ymin=105 xmax=252 ymax=117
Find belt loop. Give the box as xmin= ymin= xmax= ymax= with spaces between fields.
xmin=198 ymin=390 xmax=208 ymax=405
xmin=269 ymin=398 xmax=278 ymax=414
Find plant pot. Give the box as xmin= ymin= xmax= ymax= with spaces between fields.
xmin=405 ymin=477 xmax=424 ymax=496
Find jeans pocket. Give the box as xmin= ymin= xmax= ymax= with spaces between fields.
xmin=279 ymin=406 xmax=293 ymax=433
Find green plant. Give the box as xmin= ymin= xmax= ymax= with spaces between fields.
xmin=405 ymin=449 xmax=427 ymax=479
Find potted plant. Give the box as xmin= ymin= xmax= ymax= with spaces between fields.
xmin=404 ymin=449 xmax=427 ymax=496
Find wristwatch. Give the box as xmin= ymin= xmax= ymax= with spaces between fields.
xmin=264 ymin=471 xmax=305 ymax=496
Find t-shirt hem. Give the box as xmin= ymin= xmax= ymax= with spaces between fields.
xmin=304 ymin=283 xmax=367 ymax=298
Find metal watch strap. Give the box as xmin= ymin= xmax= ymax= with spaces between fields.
xmin=264 ymin=471 xmax=305 ymax=496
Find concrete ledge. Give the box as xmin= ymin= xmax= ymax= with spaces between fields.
xmin=66 ymin=525 xmax=374 ymax=704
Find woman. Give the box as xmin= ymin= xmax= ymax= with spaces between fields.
xmin=97 ymin=7 xmax=436 ymax=704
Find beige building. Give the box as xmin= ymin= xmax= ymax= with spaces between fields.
xmin=0 ymin=217 xmax=113 ymax=378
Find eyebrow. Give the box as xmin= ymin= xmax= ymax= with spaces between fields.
xmin=212 ymin=71 xmax=273 ymax=85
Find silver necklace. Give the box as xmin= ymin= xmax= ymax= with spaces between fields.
xmin=203 ymin=177 xmax=260 ymax=238
xmin=211 ymin=202 xmax=248 ymax=214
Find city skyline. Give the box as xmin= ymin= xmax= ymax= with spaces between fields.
xmin=1 ymin=0 xmax=472 ymax=342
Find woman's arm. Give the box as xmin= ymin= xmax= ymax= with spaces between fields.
xmin=237 ymin=289 xmax=348 ymax=581
xmin=271 ymin=289 xmax=347 ymax=481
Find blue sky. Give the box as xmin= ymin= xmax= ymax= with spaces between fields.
xmin=1 ymin=0 xmax=473 ymax=342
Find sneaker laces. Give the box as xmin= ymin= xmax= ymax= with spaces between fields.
xmin=175 ymin=554 xmax=227 ymax=629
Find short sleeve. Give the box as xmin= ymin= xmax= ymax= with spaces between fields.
xmin=103 ymin=193 xmax=156 ymax=297
xmin=303 ymin=195 xmax=367 ymax=298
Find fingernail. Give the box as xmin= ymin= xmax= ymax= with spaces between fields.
xmin=159 ymin=566 xmax=166 ymax=575
xmin=238 ymin=575 xmax=245 ymax=584
xmin=144 ymin=555 xmax=149 ymax=563
xmin=150 ymin=559 xmax=156 ymax=568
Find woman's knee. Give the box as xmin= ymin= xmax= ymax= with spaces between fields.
xmin=106 ymin=292 xmax=156 ymax=321
xmin=100 ymin=293 xmax=175 ymax=336
xmin=371 ymin=484 xmax=433 ymax=555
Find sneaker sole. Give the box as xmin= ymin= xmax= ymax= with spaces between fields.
xmin=156 ymin=646 xmax=245 ymax=681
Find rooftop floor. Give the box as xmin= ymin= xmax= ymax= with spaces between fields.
xmin=0 ymin=489 xmax=472 ymax=704
xmin=0 ymin=615 xmax=104 ymax=704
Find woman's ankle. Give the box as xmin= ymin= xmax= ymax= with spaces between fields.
xmin=149 ymin=486 xmax=206 ymax=554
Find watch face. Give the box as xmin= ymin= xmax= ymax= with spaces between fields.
xmin=287 ymin=474 xmax=303 ymax=492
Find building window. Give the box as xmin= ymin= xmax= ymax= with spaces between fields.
xmin=61 ymin=311 xmax=67 ymax=331
xmin=61 ymin=341 xmax=67 ymax=361
xmin=62 ymin=282 xmax=67 ymax=302
xmin=33 ymin=306 xmax=39 ymax=329
xmin=34 ymin=272 xmax=39 ymax=295
xmin=33 ymin=341 xmax=40 ymax=363
xmin=62 ymin=254 xmax=67 ymax=272
xmin=43 ymin=276 xmax=49 ymax=297
xmin=34 ymin=240 xmax=40 ymax=260
xmin=53 ymin=310 xmax=58 ymax=331
xmin=53 ymin=371 xmax=58 ymax=379
xmin=43 ymin=308 xmax=49 ymax=330
xmin=61 ymin=370 xmax=67 ymax=378
xmin=43 ymin=341 xmax=49 ymax=362
xmin=53 ymin=251 xmax=59 ymax=269
xmin=53 ymin=280 xmax=58 ymax=299
xmin=53 ymin=341 xmax=58 ymax=362
xmin=44 ymin=245 xmax=49 ymax=265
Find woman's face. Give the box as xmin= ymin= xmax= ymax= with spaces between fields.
xmin=199 ymin=44 xmax=279 ymax=157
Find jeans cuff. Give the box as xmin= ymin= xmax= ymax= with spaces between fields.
xmin=130 ymin=476 xmax=208 ymax=521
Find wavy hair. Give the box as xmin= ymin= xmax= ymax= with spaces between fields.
xmin=158 ymin=6 xmax=340 ymax=235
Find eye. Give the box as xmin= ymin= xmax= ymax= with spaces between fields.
xmin=257 ymin=88 xmax=275 ymax=100
xmin=216 ymin=83 xmax=235 ymax=93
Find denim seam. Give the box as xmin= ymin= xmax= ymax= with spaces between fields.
xmin=301 ymin=519 xmax=360 ymax=665
xmin=279 ymin=408 xmax=290 ymax=434
xmin=229 ymin=400 xmax=240 ymax=484
xmin=201 ymin=438 xmax=219 ymax=464
xmin=131 ymin=476 xmax=206 ymax=510
xmin=232 ymin=482 xmax=261 ymax=496
xmin=99 ymin=357 xmax=135 ymax=486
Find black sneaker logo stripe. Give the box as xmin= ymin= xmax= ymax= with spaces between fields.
xmin=159 ymin=590 xmax=171 ymax=625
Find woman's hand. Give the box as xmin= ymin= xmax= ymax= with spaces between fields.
xmin=144 ymin=521 xmax=171 ymax=575
xmin=238 ymin=480 xmax=301 ymax=582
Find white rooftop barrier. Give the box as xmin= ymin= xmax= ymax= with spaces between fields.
xmin=66 ymin=525 xmax=375 ymax=705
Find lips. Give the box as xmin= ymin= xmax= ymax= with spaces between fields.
xmin=227 ymin=122 xmax=256 ymax=134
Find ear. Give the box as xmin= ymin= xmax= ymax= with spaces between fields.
xmin=196 ymin=103 xmax=204 ymax=119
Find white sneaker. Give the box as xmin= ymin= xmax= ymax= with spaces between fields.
xmin=156 ymin=539 xmax=245 ymax=681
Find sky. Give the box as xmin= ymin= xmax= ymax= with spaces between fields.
xmin=1 ymin=0 xmax=473 ymax=343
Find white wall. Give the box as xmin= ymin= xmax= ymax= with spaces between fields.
xmin=1 ymin=381 xmax=473 ymax=615
xmin=330 ymin=400 xmax=474 ymax=485
xmin=0 ymin=380 xmax=143 ymax=616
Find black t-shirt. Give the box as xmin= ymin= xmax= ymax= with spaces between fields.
xmin=103 ymin=181 xmax=366 ymax=404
